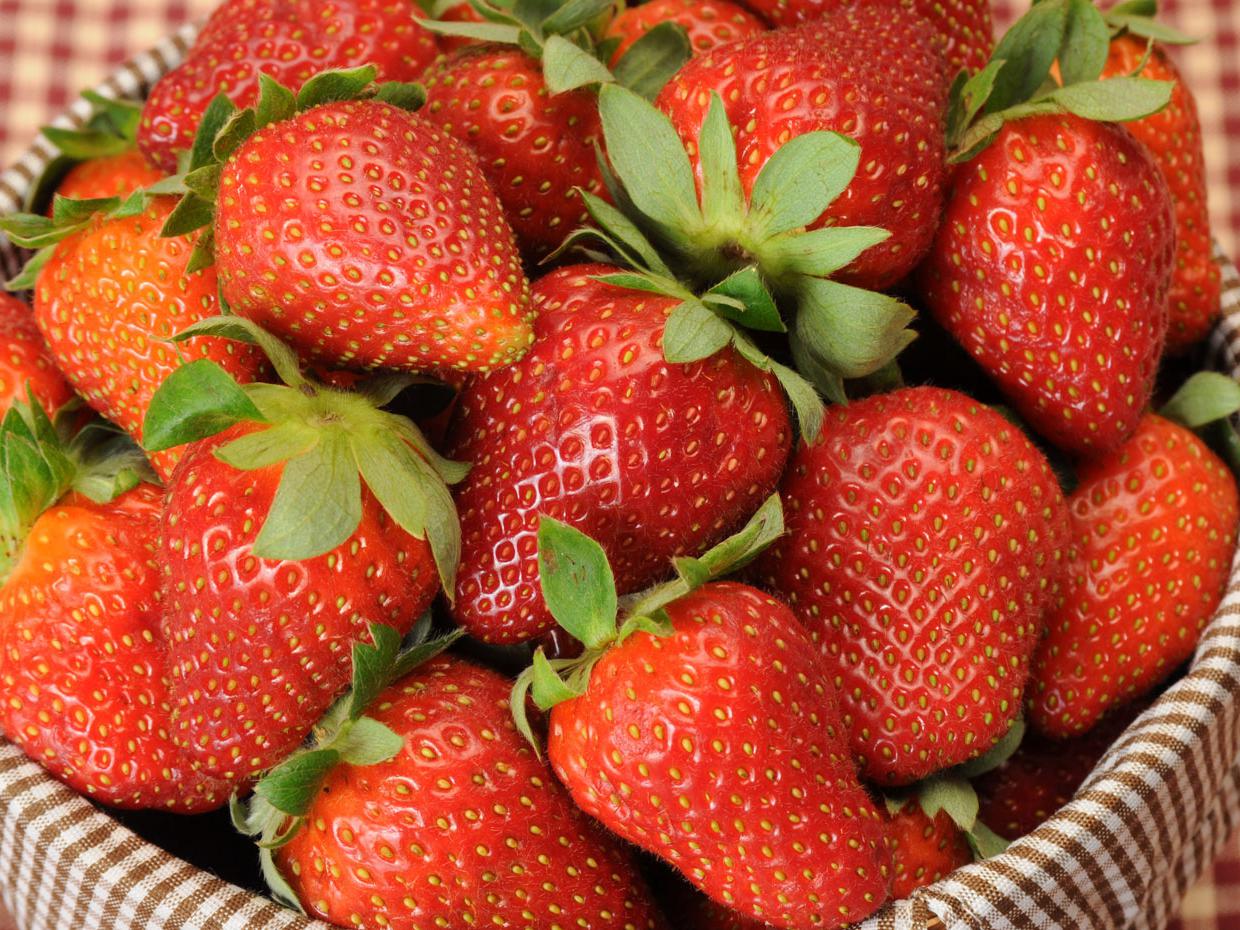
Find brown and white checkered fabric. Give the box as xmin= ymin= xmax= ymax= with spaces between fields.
xmin=3 ymin=26 xmax=1240 ymax=930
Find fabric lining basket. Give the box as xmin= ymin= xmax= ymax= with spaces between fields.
xmin=2 ymin=32 xmax=1240 ymax=930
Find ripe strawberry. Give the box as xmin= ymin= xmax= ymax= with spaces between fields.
xmin=137 ymin=0 xmax=440 ymax=172
xmin=447 ymin=264 xmax=792 ymax=645
xmin=736 ymin=0 xmax=993 ymax=76
xmin=54 ymin=150 xmax=160 ymax=202
xmin=270 ymin=654 xmax=668 ymax=930
xmin=655 ymin=2 xmax=949 ymax=290
xmin=526 ymin=513 xmax=892 ymax=930
xmin=605 ymin=0 xmax=767 ymax=62
xmin=918 ymin=114 xmax=1175 ymax=456
xmin=0 ymin=404 xmax=229 ymax=812
xmin=670 ymin=883 xmax=774 ymax=930
xmin=1028 ymin=413 xmax=1238 ymax=738
xmin=1102 ymin=36 xmax=1219 ymax=352
xmin=0 ymin=294 xmax=74 ymax=417
xmin=755 ymin=387 xmax=1071 ymax=785
xmin=887 ymin=802 xmax=972 ymax=898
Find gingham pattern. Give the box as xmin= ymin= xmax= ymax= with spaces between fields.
xmin=1 ymin=13 xmax=1240 ymax=930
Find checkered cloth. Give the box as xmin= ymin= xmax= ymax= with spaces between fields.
xmin=2 ymin=3 xmax=1240 ymax=930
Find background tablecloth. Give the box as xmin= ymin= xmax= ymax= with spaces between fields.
xmin=0 ymin=1 xmax=1238 ymax=929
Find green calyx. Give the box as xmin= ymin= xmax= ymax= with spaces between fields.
xmin=947 ymin=0 xmax=1181 ymax=163
xmin=558 ymin=85 xmax=916 ymax=440
xmin=232 ymin=618 xmax=463 ymax=910
xmin=509 ymin=494 xmax=785 ymax=752
xmin=1160 ymin=371 xmax=1240 ymax=477
xmin=141 ymin=315 xmax=467 ymax=591
xmin=42 ymin=90 xmax=142 ymax=162
xmin=0 ymin=393 xmax=154 ymax=582
xmin=158 ymin=66 xmax=427 ymax=271
xmin=422 ymin=0 xmax=691 ymax=99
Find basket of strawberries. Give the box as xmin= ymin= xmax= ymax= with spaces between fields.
xmin=0 ymin=0 xmax=1238 ymax=929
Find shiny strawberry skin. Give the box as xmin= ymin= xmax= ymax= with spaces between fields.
xmin=277 ymin=655 xmax=668 ymax=930
xmin=755 ymin=387 xmax=1071 ymax=785
xmin=447 ymin=265 xmax=792 ymax=645
xmin=737 ymin=0 xmax=993 ymax=76
xmin=138 ymin=0 xmax=440 ymax=172
xmin=1103 ymin=37 xmax=1220 ymax=352
xmin=33 ymin=199 xmax=265 ymax=480
xmin=673 ymin=884 xmax=774 ymax=930
xmin=888 ymin=804 xmax=971 ymax=898
xmin=0 ymin=485 xmax=231 ymax=812
xmin=655 ymin=4 xmax=949 ymax=290
xmin=0 ymin=294 xmax=74 ymax=417
xmin=159 ymin=423 xmax=440 ymax=781
xmin=53 ymin=149 xmax=163 ymax=203
xmin=605 ymin=0 xmax=767 ymax=62
xmin=1028 ymin=415 xmax=1238 ymax=739
xmin=549 ymin=582 xmax=892 ymax=930
xmin=918 ymin=115 xmax=1175 ymax=457
xmin=215 ymin=100 xmax=533 ymax=376
xmin=423 ymin=47 xmax=607 ymax=261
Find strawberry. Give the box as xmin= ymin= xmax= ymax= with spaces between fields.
xmin=137 ymin=0 xmax=440 ymax=172
xmin=1028 ymin=407 xmax=1239 ymax=739
xmin=446 ymin=264 xmax=792 ymax=645
xmin=255 ymin=650 xmax=667 ymax=930
xmin=53 ymin=150 xmax=161 ymax=203
xmin=0 ymin=401 xmax=229 ymax=812
xmin=0 ymin=197 xmax=266 ymax=481
xmin=1102 ymin=34 xmax=1219 ymax=352
xmin=522 ymin=506 xmax=893 ymax=930
xmin=887 ymin=801 xmax=972 ymax=898
xmin=654 ymin=1 xmax=950 ymax=290
xmin=168 ymin=73 xmax=535 ymax=376
xmin=735 ymin=0 xmax=993 ymax=76
xmin=670 ymin=883 xmax=774 ymax=930
xmin=38 ymin=93 xmax=160 ymax=205
xmin=754 ymin=387 xmax=1071 ymax=785
xmin=605 ymin=0 xmax=767 ymax=63
xmin=0 ymin=294 xmax=74 ymax=417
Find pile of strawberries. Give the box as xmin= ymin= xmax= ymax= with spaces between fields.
xmin=0 ymin=0 xmax=1237 ymax=927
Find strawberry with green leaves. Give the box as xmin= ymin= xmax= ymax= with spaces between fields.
xmin=0 ymin=399 xmax=230 ymax=812
xmin=0 ymin=294 xmax=74 ymax=418
xmin=36 ymin=93 xmax=161 ymax=206
xmin=165 ymin=68 xmax=534 ymax=377
xmin=1028 ymin=374 xmax=1240 ymax=739
xmin=917 ymin=0 xmax=1179 ymax=456
xmin=231 ymin=624 xmax=669 ymax=930
xmin=604 ymin=0 xmax=766 ymax=62
xmin=137 ymin=0 xmax=440 ymax=172
xmin=755 ymin=387 xmax=1072 ymax=785
xmin=517 ymin=501 xmax=893 ymax=930
xmin=887 ymin=803 xmax=972 ymax=897
xmin=142 ymin=317 xmax=465 ymax=782
xmin=447 ymin=264 xmax=792 ymax=645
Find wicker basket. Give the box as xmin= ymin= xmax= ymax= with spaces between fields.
xmin=2 ymin=34 xmax=1240 ymax=930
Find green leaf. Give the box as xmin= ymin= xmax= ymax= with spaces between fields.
xmin=578 ymin=190 xmax=674 ymax=277
xmin=697 ymin=93 xmax=745 ymax=234
xmin=614 ymin=610 xmax=674 ymax=643
xmin=948 ymin=59 xmax=1007 ymax=145
xmin=214 ymin=419 xmax=319 ymax=470
xmin=183 ymin=164 xmax=222 ymax=202
xmin=334 ymin=717 xmax=405 ymax=766
xmin=296 ymin=66 xmax=379 ymax=110
xmin=254 ymin=749 xmax=340 ymax=816
xmin=212 ymin=109 xmax=258 ymax=165
xmin=761 ymin=226 xmax=891 ymax=281
xmin=420 ymin=18 xmax=523 ymax=43
xmin=41 ymin=126 xmax=131 ymax=160
xmin=389 ymin=627 xmax=464 ymax=682
xmin=662 ymin=299 xmax=733 ymax=364
xmin=772 ymin=360 xmax=828 ymax=442
xmin=748 ymin=132 xmax=860 ymax=238
xmin=1048 ymin=76 xmax=1173 ymax=121
xmin=597 ymin=84 xmax=702 ymax=238
xmin=919 ymin=775 xmax=980 ymax=834
xmin=1107 ymin=12 xmax=1196 ymax=45
xmin=259 ymin=847 xmax=305 ymax=912
xmin=172 ymin=315 xmax=304 ymax=388
xmin=541 ymin=35 xmax=615 ymax=93
xmin=530 ymin=649 xmax=585 ymax=710
xmin=52 ymin=195 xmax=119 ymax=226
xmin=510 ymin=668 xmax=542 ymax=753
xmin=188 ymin=94 xmax=237 ymax=173
xmin=142 ymin=360 xmax=266 ymax=451
xmin=591 ymin=272 xmax=685 ymax=297
xmin=986 ymin=0 xmax=1070 ymax=113
xmin=253 ymin=431 xmax=363 ymax=560
xmin=160 ymin=193 xmax=215 ymax=238
xmin=706 ymin=266 xmax=785 ymax=333
xmin=1161 ymin=372 xmax=1240 ymax=428
xmin=612 ymin=21 xmax=692 ymax=101
xmin=145 ymin=174 xmax=190 ymax=197
xmin=954 ymin=717 xmax=1026 ymax=779
xmin=373 ymin=82 xmax=428 ymax=111
xmin=5 ymin=247 xmax=55 ymax=292
xmin=969 ymin=821 xmax=1012 ymax=858
xmin=695 ymin=494 xmax=785 ymax=578
xmin=345 ymin=623 xmax=404 ymax=722
xmin=1059 ymin=0 xmax=1111 ymax=85
xmin=540 ymin=0 xmax=613 ymax=35
xmin=254 ymin=73 xmax=297 ymax=129
xmin=537 ymin=516 xmax=618 ymax=650
xmin=794 ymin=279 xmax=916 ymax=380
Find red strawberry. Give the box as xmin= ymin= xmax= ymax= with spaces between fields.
xmin=447 ymin=264 xmax=792 ymax=645
xmin=0 ymin=294 xmax=74 ymax=417
xmin=137 ymin=0 xmax=440 ymax=172
xmin=1028 ymin=413 xmax=1238 ymax=739
xmin=436 ymin=1 xmax=488 ymax=54
xmin=755 ymin=387 xmax=1071 ymax=785
xmin=210 ymin=96 xmax=533 ymax=375
xmin=736 ymin=0 xmax=993 ymax=76
xmin=918 ymin=114 xmax=1175 ymax=456
xmin=887 ymin=802 xmax=972 ymax=898
xmin=670 ymin=883 xmax=774 ymax=930
xmin=0 ymin=406 xmax=229 ymax=812
xmin=1102 ymin=36 xmax=1219 ymax=352
xmin=54 ymin=150 xmax=161 ymax=203
xmin=422 ymin=47 xmax=608 ymax=260
xmin=655 ymin=2 xmax=949 ymax=290
xmin=272 ymin=655 xmax=668 ymax=930
xmin=605 ymin=0 xmax=767 ymax=63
